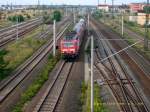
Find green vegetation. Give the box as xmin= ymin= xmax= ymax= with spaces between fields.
xmin=124 ymin=22 xmax=150 ymax=39
xmin=12 ymin=53 xmax=60 ymax=112
xmin=8 ymin=15 xmax=25 ymax=23
xmin=92 ymin=10 xmax=103 ymax=19
xmin=25 ymin=14 xmax=31 ymax=19
xmin=124 ymin=20 xmax=137 ymax=27
xmin=85 ymin=44 xmax=91 ymax=54
xmin=0 ymin=26 xmax=46 ymax=81
xmin=43 ymin=10 xmax=62 ymax=24
xmin=80 ymin=82 xmax=107 ymax=112
xmin=0 ymin=11 xmax=3 ymax=20
xmin=101 ymin=19 xmax=150 ymax=60
xmin=0 ymin=50 xmax=11 ymax=80
xmin=123 ymin=33 xmax=150 ymax=60
xmin=4 ymin=37 xmax=45 ymax=70
xmin=0 ymin=20 xmax=14 ymax=29
xmin=4 ymin=26 xmax=46 ymax=70
xmin=143 ymin=6 xmax=150 ymax=13
xmin=80 ymin=82 xmax=88 ymax=106
xmin=43 ymin=15 xmax=53 ymax=24
xmin=52 ymin=10 xmax=62 ymax=21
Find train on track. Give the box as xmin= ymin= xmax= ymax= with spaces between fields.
xmin=60 ymin=19 xmax=86 ymax=58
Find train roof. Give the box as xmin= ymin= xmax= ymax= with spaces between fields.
xmin=64 ymin=31 xmax=77 ymax=40
xmin=79 ymin=19 xmax=85 ymax=22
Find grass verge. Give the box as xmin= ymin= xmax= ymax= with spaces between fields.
xmin=0 ymin=26 xmax=46 ymax=81
xmin=80 ymin=82 xmax=107 ymax=112
xmin=0 ymin=20 xmax=14 ymax=29
xmin=12 ymin=53 xmax=60 ymax=112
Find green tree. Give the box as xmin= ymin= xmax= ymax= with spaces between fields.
xmin=52 ymin=10 xmax=62 ymax=22
xmin=143 ymin=6 xmax=150 ymax=13
xmin=92 ymin=10 xmax=103 ymax=19
xmin=7 ymin=15 xmax=25 ymax=23
xmin=17 ymin=15 xmax=25 ymax=22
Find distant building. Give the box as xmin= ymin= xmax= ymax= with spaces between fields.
xmin=129 ymin=3 xmax=143 ymax=12
xmin=108 ymin=5 xmax=130 ymax=13
xmin=119 ymin=4 xmax=130 ymax=13
xmin=129 ymin=10 xmax=150 ymax=26
xmin=109 ymin=5 xmax=120 ymax=12
xmin=97 ymin=4 xmax=109 ymax=12
xmin=129 ymin=3 xmax=150 ymax=13
xmin=137 ymin=10 xmax=150 ymax=25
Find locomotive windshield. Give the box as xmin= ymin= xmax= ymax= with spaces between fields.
xmin=65 ymin=35 xmax=73 ymax=39
xmin=63 ymin=42 xmax=74 ymax=47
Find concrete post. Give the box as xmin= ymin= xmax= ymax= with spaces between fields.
xmin=53 ymin=20 xmax=56 ymax=56
xmin=122 ymin=15 xmax=124 ymax=37
xmin=16 ymin=16 xmax=19 ymax=40
xmin=88 ymin=14 xmax=89 ymax=35
xmin=74 ymin=9 xmax=76 ymax=24
xmin=91 ymin=36 xmax=94 ymax=112
xmin=144 ymin=0 xmax=149 ymax=50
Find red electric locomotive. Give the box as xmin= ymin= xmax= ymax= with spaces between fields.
xmin=60 ymin=19 xmax=86 ymax=58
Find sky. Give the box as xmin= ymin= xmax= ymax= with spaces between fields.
xmin=0 ymin=0 xmax=146 ymax=5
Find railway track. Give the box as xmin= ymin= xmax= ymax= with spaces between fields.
xmin=0 ymin=18 xmax=41 ymax=34
xmin=0 ymin=18 xmax=41 ymax=39
xmin=91 ymin=17 xmax=150 ymax=75
xmin=0 ymin=23 xmax=71 ymax=105
xmin=92 ymin=23 xmax=149 ymax=112
xmin=33 ymin=61 xmax=73 ymax=112
xmin=38 ymin=16 xmax=71 ymax=39
xmin=0 ymin=18 xmax=41 ymax=38
xmin=0 ymin=19 xmax=42 ymax=48
xmin=90 ymin=19 xmax=150 ymax=110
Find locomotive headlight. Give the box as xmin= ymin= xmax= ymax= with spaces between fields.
xmin=70 ymin=49 xmax=75 ymax=52
xmin=62 ymin=49 xmax=67 ymax=51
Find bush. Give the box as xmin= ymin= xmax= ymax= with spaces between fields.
xmin=92 ymin=10 xmax=103 ymax=19
xmin=26 ymin=14 xmax=31 ymax=19
xmin=0 ymin=50 xmax=11 ymax=80
xmin=7 ymin=15 xmax=25 ymax=23
xmin=43 ymin=10 xmax=62 ymax=24
xmin=43 ymin=15 xmax=53 ymax=24
xmin=125 ymin=21 xmax=137 ymax=27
